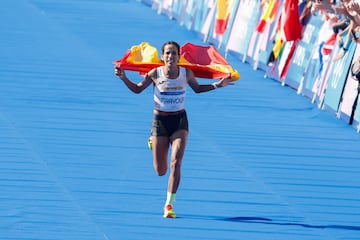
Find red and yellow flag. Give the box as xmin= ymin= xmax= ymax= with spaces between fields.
xmin=215 ymin=0 xmax=232 ymax=35
xmin=113 ymin=42 xmax=240 ymax=81
xmin=256 ymin=0 xmax=281 ymax=33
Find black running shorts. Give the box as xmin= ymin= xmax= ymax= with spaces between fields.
xmin=151 ymin=110 xmax=189 ymax=137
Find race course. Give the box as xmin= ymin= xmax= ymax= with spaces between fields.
xmin=1 ymin=1 xmax=359 ymax=239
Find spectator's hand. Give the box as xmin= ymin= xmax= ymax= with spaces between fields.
xmin=348 ymin=1 xmax=360 ymax=15
xmin=336 ymin=34 xmax=343 ymax=46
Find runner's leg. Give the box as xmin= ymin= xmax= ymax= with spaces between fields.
xmin=152 ymin=136 xmax=170 ymax=176
xmin=168 ymin=129 xmax=188 ymax=193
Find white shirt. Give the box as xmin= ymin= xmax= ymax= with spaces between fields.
xmin=154 ymin=67 xmax=187 ymax=112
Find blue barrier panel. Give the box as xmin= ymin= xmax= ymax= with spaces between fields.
xmin=192 ymin=1 xmax=213 ymax=34
xmin=151 ymin=0 xmax=186 ymax=22
xmin=301 ymin=57 xmax=322 ymax=98
xmin=323 ymin=40 xmax=356 ymax=114
xmin=225 ymin=0 xmax=260 ymax=60
xmin=168 ymin=0 xmax=183 ymax=20
xmin=181 ymin=1 xmax=203 ymax=30
xmin=304 ymin=20 xmax=338 ymax=102
xmin=199 ymin=0 xmax=217 ymax=42
xmin=314 ymin=54 xmax=336 ymax=106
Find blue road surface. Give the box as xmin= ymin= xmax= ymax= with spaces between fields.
xmin=1 ymin=1 xmax=360 ymax=240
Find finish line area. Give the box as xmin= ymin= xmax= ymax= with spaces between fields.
xmin=0 ymin=1 xmax=359 ymax=239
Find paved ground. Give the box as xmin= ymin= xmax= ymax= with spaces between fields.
xmin=1 ymin=1 xmax=359 ymax=239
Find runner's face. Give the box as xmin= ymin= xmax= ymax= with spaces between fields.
xmin=162 ymin=44 xmax=179 ymax=66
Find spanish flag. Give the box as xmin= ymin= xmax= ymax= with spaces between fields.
xmin=113 ymin=42 xmax=240 ymax=81
xmin=179 ymin=42 xmax=240 ymax=80
xmin=215 ymin=0 xmax=231 ymax=35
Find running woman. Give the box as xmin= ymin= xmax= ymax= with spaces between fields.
xmin=115 ymin=41 xmax=232 ymax=218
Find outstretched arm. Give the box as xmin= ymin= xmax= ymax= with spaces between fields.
xmin=115 ymin=67 xmax=154 ymax=94
xmin=186 ymin=68 xmax=233 ymax=93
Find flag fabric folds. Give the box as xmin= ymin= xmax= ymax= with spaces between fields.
xmin=113 ymin=42 xmax=163 ymax=75
xmin=256 ymin=0 xmax=280 ymax=33
xmin=113 ymin=42 xmax=240 ymax=81
xmin=281 ymin=0 xmax=302 ymax=41
xmin=179 ymin=42 xmax=239 ymax=79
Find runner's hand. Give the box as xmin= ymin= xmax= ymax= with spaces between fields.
xmin=115 ymin=67 xmax=126 ymax=80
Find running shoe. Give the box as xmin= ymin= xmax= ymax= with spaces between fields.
xmin=148 ymin=137 xmax=152 ymax=151
xmin=163 ymin=204 xmax=176 ymax=218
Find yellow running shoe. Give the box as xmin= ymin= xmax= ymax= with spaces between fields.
xmin=148 ymin=137 xmax=152 ymax=151
xmin=163 ymin=204 xmax=176 ymax=218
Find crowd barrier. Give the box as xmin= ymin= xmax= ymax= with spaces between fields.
xmin=140 ymin=0 xmax=360 ymax=132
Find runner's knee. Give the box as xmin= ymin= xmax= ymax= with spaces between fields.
xmin=154 ymin=163 xmax=167 ymax=176
xmin=156 ymin=169 xmax=167 ymax=176
xmin=170 ymin=159 xmax=181 ymax=172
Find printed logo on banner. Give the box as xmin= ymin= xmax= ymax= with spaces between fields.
xmin=285 ymin=44 xmax=307 ymax=87
xmin=302 ymin=58 xmax=321 ymax=97
xmin=330 ymin=59 xmax=345 ymax=89
xmin=292 ymin=45 xmax=306 ymax=66
xmin=302 ymin=24 xmax=317 ymax=43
